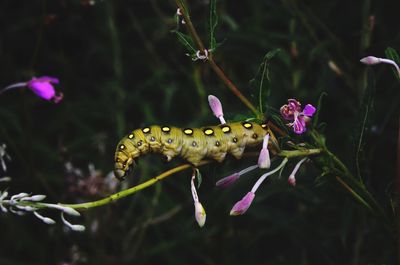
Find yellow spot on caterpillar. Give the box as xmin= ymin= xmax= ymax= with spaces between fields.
xmin=119 ymin=144 xmax=125 ymax=150
xmin=204 ymin=128 xmax=214 ymax=135
xmin=261 ymin=123 xmax=267 ymax=128
xmin=142 ymin=127 xmax=151 ymax=133
xmin=221 ymin=126 xmax=231 ymax=133
xmin=183 ymin=128 xmax=193 ymax=135
xmin=162 ymin=126 xmax=171 ymax=132
xmin=128 ymin=134 xmax=134 ymax=139
xmin=242 ymin=122 xmax=252 ymax=129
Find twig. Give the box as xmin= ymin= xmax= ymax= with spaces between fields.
xmin=62 ymin=162 xmax=209 ymax=210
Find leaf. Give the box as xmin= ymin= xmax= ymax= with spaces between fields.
xmin=195 ymin=168 xmax=202 ymax=188
xmin=249 ymin=49 xmax=281 ymax=114
xmin=209 ymin=0 xmax=218 ymax=50
xmin=312 ymin=92 xmax=327 ymax=127
xmin=355 ymin=68 xmax=375 ymax=182
xmin=384 ymin=47 xmax=400 ymax=81
xmin=172 ymin=30 xmax=197 ymax=55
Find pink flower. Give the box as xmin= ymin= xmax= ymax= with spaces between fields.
xmin=230 ymin=192 xmax=255 ymax=216
xmin=280 ymin=99 xmax=316 ymax=134
xmin=208 ymin=95 xmax=226 ymax=124
xmin=1 ymin=76 xmax=63 ymax=103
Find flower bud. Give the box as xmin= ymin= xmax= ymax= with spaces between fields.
xmin=208 ymin=95 xmax=224 ymax=119
xmin=230 ymin=192 xmax=255 ymax=216
xmin=21 ymin=195 xmax=46 ymax=202
xmin=288 ymin=175 xmax=296 ymax=186
xmin=216 ymin=173 xmax=240 ymax=188
xmin=194 ymin=201 xmax=206 ymax=227
xmin=360 ymin=56 xmax=381 ymax=65
xmin=258 ymin=134 xmax=270 ymax=169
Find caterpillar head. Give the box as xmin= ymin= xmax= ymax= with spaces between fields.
xmin=114 ymin=141 xmax=138 ymax=181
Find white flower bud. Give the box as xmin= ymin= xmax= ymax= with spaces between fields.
xmin=0 ymin=191 xmax=8 ymax=200
xmin=10 ymin=193 xmax=29 ymax=201
xmin=21 ymin=195 xmax=46 ymax=202
xmin=0 ymin=204 xmax=8 ymax=213
xmin=16 ymin=205 xmax=37 ymax=211
xmin=34 ymin=211 xmax=56 ymax=225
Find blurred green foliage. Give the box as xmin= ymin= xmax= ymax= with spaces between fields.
xmin=0 ymin=0 xmax=399 ymax=264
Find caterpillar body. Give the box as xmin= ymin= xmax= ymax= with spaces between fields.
xmin=114 ymin=121 xmax=275 ymax=180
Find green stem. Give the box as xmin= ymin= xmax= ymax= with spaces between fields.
xmin=61 ymin=162 xmax=208 ymax=210
xmin=278 ymin=148 xmax=322 ymax=158
xmin=175 ymin=0 xmax=261 ymax=119
xmin=310 ymin=130 xmax=389 ymax=224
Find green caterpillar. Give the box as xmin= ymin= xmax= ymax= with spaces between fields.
xmin=114 ymin=121 xmax=275 ymax=180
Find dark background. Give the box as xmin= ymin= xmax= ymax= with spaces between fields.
xmin=0 ymin=0 xmax=399 ymax=264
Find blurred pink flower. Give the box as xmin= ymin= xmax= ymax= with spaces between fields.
xmin=1 ymin=76 xmax=63 ymax=103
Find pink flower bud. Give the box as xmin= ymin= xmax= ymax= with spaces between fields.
xmin=208 ymin=95 xmax=224 ymax=118
xmin=360 ymin=56 xmax=381 ymax=65
xmin=288 ymin=175 xmax=296 ymax=186
xmin=258 ymin=148 xmax=270 ymax=169
xmin=258 ymin=134 xmax=270 ymax=169
xmin=216 ymin=172 xmax=240 ymax=188
xmin=194 ymin=201 xmax=206 ymax=227
xmin=230 ymin=192 xmax=255 ymax=216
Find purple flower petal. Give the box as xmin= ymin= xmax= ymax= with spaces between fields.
xmin=27 ymin=80 xmax=56 ymax=100
xmin=26 ymin=76 xmax=62 ymax=102
xmin=32 ymin=76 xmax=60 ymax=84
xmin=230 ymin=192 xmax=255 ymax=216
xmin=280 ymin=105 xmax=293 ymax=120
xmin=303 ymin=104 xmax=316 ymax=117
xmin=216 ymin=173 xmax=240 ymax=188
xmin=287 ymin=99 xmax=302 ymax=112
xmin=293 ymin=116 xmax=306 ymax=134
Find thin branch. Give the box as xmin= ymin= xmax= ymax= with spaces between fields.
xmin=62 ymin=162 xmax=209 ymax=210
xmin=175 ymin=0 xmax=261 ymax=119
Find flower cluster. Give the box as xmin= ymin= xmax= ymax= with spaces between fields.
xmin=1 ymin=76 xmax=63 ymax=103
xmin=211 ymin=96 xmax=312 ymax=216
xmin=0 ymin=190 xmax=85 ymax=232
xmin=280 ymin=99 xmax=316 ymax=134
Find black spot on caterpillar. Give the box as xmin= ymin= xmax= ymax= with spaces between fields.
xmin=114 ymin=121 xmax=273 ymax=180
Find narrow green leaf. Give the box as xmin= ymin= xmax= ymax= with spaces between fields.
xmin=249 ymin=49 xmax=281 ymax=114
xmin=384 ymin=47 xmax=400 ymax=81
xmin=172 ymin=30 xmax=197 ymax=54
xmin=355 ymin=68 xmax=375 ymax=182
xmin=195 ymin=168 xmax=202 ymax=188
xmin=313 ymin=92 xmax=327 ymax=127
xmin=209 ymin=0 xmax=218 ymax=50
